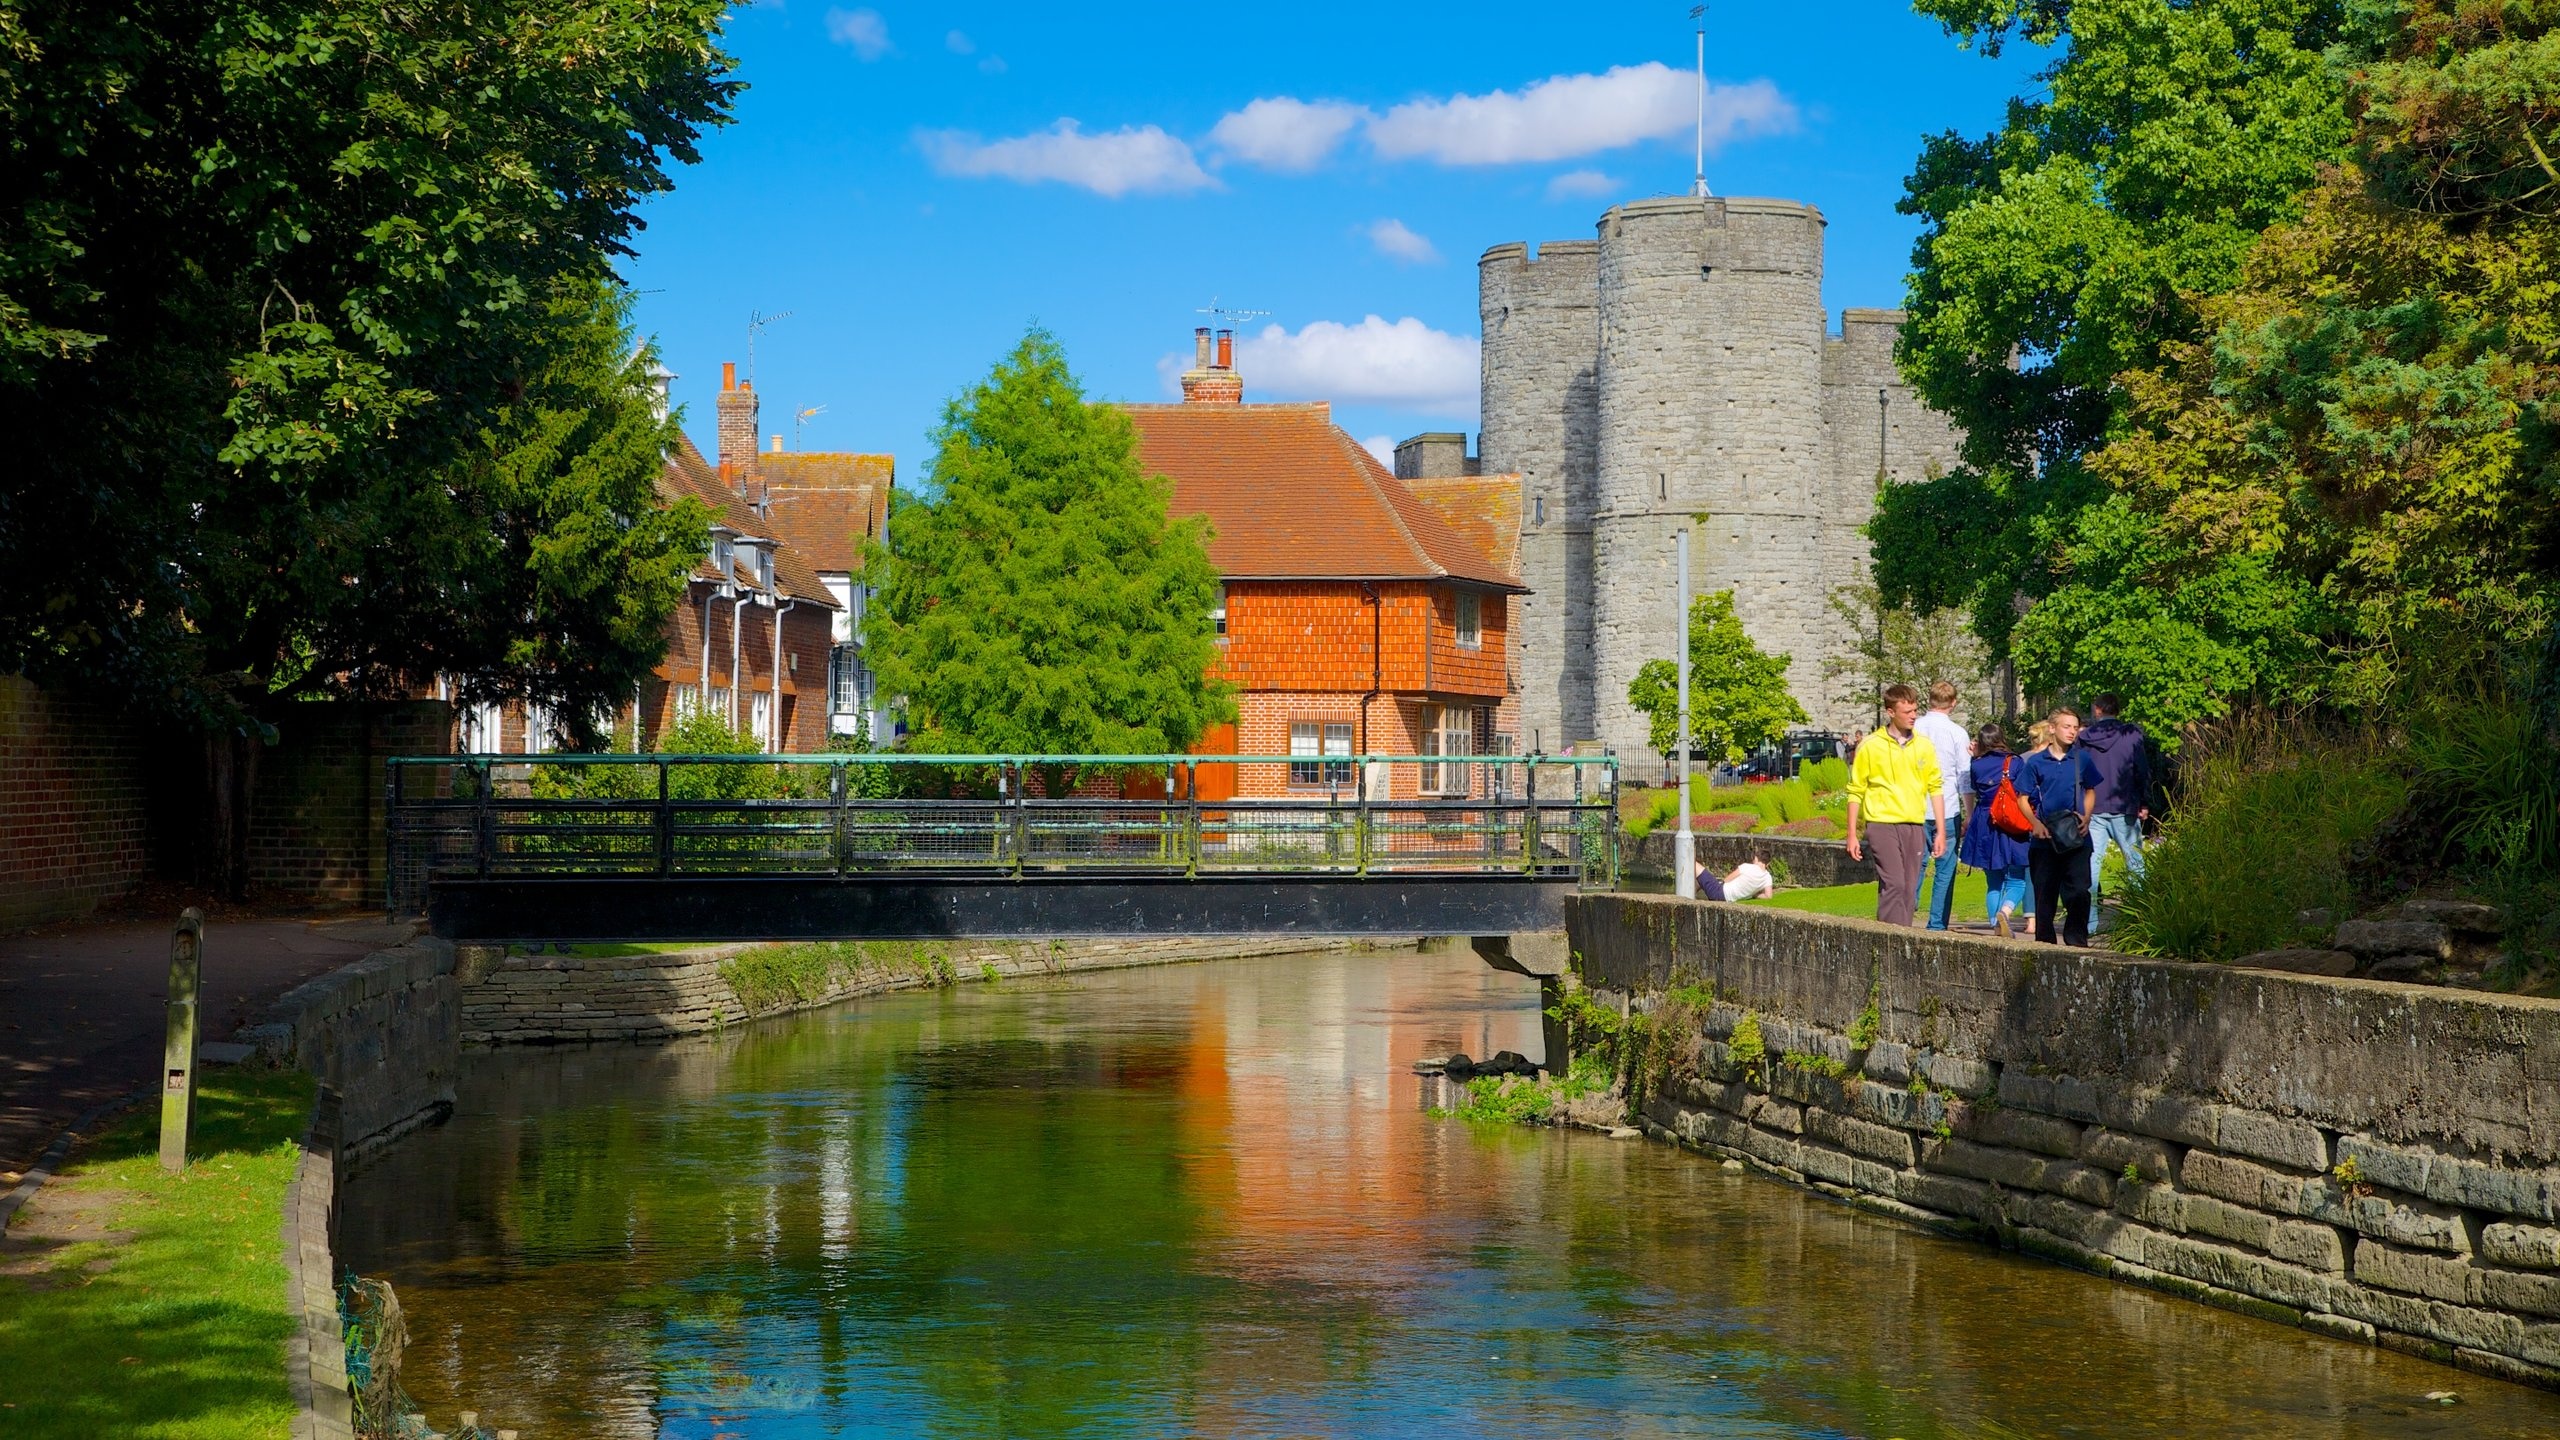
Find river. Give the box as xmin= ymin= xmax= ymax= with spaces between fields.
xmin=340 ymin=948 xmax=2560 ymax=1437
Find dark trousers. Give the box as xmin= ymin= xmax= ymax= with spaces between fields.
xmin=1868 ymin=823 xmax=1925 ymax=927
xmin=2029 ymin=838 xmax=2092 ymax=946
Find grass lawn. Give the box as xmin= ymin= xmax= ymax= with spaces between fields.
xmin=0 ymin=1068 xmax=314 ymax=1439
xmin=1749 ymin=868 xmax=1992 ymax=920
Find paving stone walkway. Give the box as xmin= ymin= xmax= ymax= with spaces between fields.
xmin=0 ymin=910 xmax=412 ymax=1184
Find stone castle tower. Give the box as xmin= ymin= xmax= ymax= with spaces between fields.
xmin=1480 ymin=195 xmax=1963 ymax=761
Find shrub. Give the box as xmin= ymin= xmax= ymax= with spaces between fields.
xmin=2110 ymin=719 xmax=2406 ymax=962
xmin=1797 ymin=756 xmax=1849 ymax=794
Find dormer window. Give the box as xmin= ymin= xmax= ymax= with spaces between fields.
xmin=754 ymin=544 xmax=775 ymax=590
xmin=709 ymin=530 xmax=734 ymax=578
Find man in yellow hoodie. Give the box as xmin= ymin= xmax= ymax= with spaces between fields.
xmin=1845 ymin=683 xmax=1947 ymax=926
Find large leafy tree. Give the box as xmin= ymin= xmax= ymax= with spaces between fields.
xmin=1627 ymin=590 xmax=1808 ymax=763
xmin=2085 ymin=0 xmax=2559 ymax=710
xmin=0 ymin=1 xmax=735 ymax=729
xmin=1875 ymin=0 xmax=2355 ymax=704
xmin=1820 ymin=583 xmax=1995 ymax=724
xmin=861 ymin=332 xmax=1233 ymax=795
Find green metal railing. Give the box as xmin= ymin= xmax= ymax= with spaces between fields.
xmin=384 ymin=752 xmax=1618 ymax=915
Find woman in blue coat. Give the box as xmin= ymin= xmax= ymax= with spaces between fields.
xmin=1960 ymin=722 xmax=2032 ymax=937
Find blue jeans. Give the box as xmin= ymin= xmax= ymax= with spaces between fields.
xmin=1983 ymin=864 xmax=2030 ymax=921
xmin=2089 ymin=813 xmax=2145 ymax=896
xmin=1914 ymin=812 xmax=1962 ymax=931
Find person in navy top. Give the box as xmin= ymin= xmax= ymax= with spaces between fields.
xmin=1959 ymin=723 xmax=2033 ymax=938
xmin=2017 ymin=708 xmax=2100 ymax=947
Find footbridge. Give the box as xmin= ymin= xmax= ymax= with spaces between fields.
xmin=387 ymin=753 xmax=1617 ymax=944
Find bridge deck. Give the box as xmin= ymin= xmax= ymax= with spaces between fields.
xmin=389 ymin=753 xmax=1618 ymax=940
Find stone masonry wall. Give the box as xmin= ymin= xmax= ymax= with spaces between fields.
xmin=1815 ymin=310 xmax=1969 ymax=730
xmin=0 ymin=675 xmax=152 ymax=929
xmin=1570 ymin=892 xmax=2560 ymax=1391
xmin=459 ymin=935 xmax=1392 ymax=1047
xmin=1480 ymin=240 xmax=1600 ymax=757
xmin=245 ymin=935 xmax=460 ymax=1157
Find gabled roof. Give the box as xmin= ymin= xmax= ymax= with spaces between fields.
xmin=1120 ymin=402 xmax=1523 ymax=590
xmin=659 ymin=435 xmax=837 ymax=607
xmin=759 ymin=452 xmax=894 ymax=576
xmin=1401 ymin=474 xmax=1522 ymax=578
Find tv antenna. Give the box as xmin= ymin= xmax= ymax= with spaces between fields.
xmin=1195 ymin=297 xmax=1270 ymax=332
xmin=1691 ymin=6 xmax=1712 ymax=198
xmin=794 ymin=404 xmax=827 ymax=444
xmin=746 ymin=308 xmax=793 ymax=387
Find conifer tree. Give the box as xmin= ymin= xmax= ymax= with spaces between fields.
xmin=861 ymin=331 xmax=1233 ymax=796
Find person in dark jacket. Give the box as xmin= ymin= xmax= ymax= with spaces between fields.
xmin=2018 ymin=708 xmax=2099 ymax=947
xmin=1960 ymin=723 xmax=2032 ymax=938
xmin=2077 ymin=693 xmax=2153 ymax=910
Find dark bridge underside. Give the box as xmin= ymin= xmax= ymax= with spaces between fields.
xmin=423 ymin=873 xmax=1576 ymax=944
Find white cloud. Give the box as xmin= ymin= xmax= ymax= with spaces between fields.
xmin=1545 ymin=168 xmax=1619 ymax=201
xmin=1232 ymin=316 xmax=1480 ymax=415
xmin=918 ymin=121 xmax=1215 ymax=197
xmin=824 ymin=7 xmax=892 ymax=60
xmin=979 ymin=56 xmax=1007 ymax=75
xmin=1209 ymin=97 xmax=1367 ymax=172
xmin=945 ymin=29 xmax=974 ymax=54
xmin=1366 ymin=63 xmax=1794 ymax=165
xmin=1366 ymin=218 xmax=1440 ymax=265
xmin=1361 ymin=435 xmax=1396 ymax=466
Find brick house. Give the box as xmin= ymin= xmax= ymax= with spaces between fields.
xmin=445 ymin=361 xmax=873 ymax=754
xmin=1121 ymin=328 xmax=1525 ymax=800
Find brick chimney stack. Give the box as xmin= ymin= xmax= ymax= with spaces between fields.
xmin=1180 ymin=326 xmax=1243 ymax=405
xmin=716 ymin=360 xmax=759 ymax=493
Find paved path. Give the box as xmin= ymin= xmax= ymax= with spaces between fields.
xmin=0 ymin=913 xmax=414 ymax=1184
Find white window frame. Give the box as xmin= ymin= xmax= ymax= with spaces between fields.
xmin=749 ymin=691 xmax=775 ymax=753
xmin=1288 ymin=720 xmax=1354 ymax=788
xmin=1455 ymin=591 xmax=1482 ymax=650
xmin=1211 ymin=583 xmax=1228 ymax=640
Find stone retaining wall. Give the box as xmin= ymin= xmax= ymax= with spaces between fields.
xmin=1569 ymin=891 xmax=2560 ymax=1390
xmin=284 ymin=1087 xmax=354 ymax=1440
xmin=245 ymin=937 xmax=459 ymax=1154
xmin=460 ymin=935 xmax=1391 ymax=1047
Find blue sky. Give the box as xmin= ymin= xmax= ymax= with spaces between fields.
xmin=629 ymin=3 xmax=2047 ymax=481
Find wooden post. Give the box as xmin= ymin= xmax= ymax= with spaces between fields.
xmin=159 ymin=909 xmax=204 ymax=1172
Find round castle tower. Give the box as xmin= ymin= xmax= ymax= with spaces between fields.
xmin=1478 ymin=240 xmax=1599 ymax=756
xmin=1589 ymin=196 xmax=1829 ymax=761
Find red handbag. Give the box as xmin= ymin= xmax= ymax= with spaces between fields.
xmin=1989 ymin=756 xmax=2036 ymax=839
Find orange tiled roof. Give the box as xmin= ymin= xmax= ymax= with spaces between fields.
xmin=659 ymin=435 xmax=837 ymax=607
xmin=1401 ymin=473 xmax=1522 ymax=577
xmin=1121 ymin=402 xmax=1523 ymax=591
xmin=760 ymin=451 xmax=894 ymax=574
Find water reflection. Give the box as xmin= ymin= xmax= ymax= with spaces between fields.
xmin=342 ymin=951 xmax=2559 ymax=1438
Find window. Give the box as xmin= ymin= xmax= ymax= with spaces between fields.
xmin=707 ymin=686 xmax=733 ymax=727
xmin=1211 ymin=584 xmax=1228 ymax=639
xmin=673 ymin=683 xmax=702 ymax=720
xmin=1455 ymin=591 xmax=1482 ymax=649
xmin=828 ymin=643 xmax=866 ymax=715
xmin=754 ymin=544 xmax=775 ymax=590
xmin=1288 ymin=721 xmax=1354 ymax=788
xmin=709 ymin=531 xmax=733 ymax=579
xmin=749 ymin=692 xmax=775 ymax=752
xmin=1420 ymin=705 xmax=1475 ymax=795
xmin=458 ymin=702 xmax=502 ymax=754
xmin=522 ymin=702 xmax=553 ymax=755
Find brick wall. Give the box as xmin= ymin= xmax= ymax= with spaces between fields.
xmin=250 ymin=702 xmax=452 ymax=905
xmin=0 ymin=675 xmax=152 ymax=929
xmin=642 ymin=585 xmax=836 ymax=751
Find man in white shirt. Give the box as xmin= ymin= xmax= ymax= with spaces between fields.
xmin=1913 ymin=681 xmax=1973 ymax=931
xmin=1695 ymin=854 xmax=1775 ymax=903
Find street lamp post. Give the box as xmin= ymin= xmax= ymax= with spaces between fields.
xmin=1674 ymin=528 xmax=1696 ymax=900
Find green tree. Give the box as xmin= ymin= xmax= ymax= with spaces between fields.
xmin=2076 ymin=0 xmax=2558 ymax=714
xmin=1820 ymin=582 xmax=1994 ymax=724
xmin=1876 ymin=0 xmax=2354 ymax=664
xmin=1626 ymin=590 xmax=1808 ymax=763
xmin=0 ymin=0 xmax=736 ymax=729
xmin=861 ymin=331 xmax=1233 ymax=796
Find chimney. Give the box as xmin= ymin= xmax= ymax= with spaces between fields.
xmin=716 ymin=360 xmax=758 ymax=494
xmin=770 ymin=434 xmax=783 ymax=453
xmin=1179 ymin=326 xmax=1244 ymax=405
